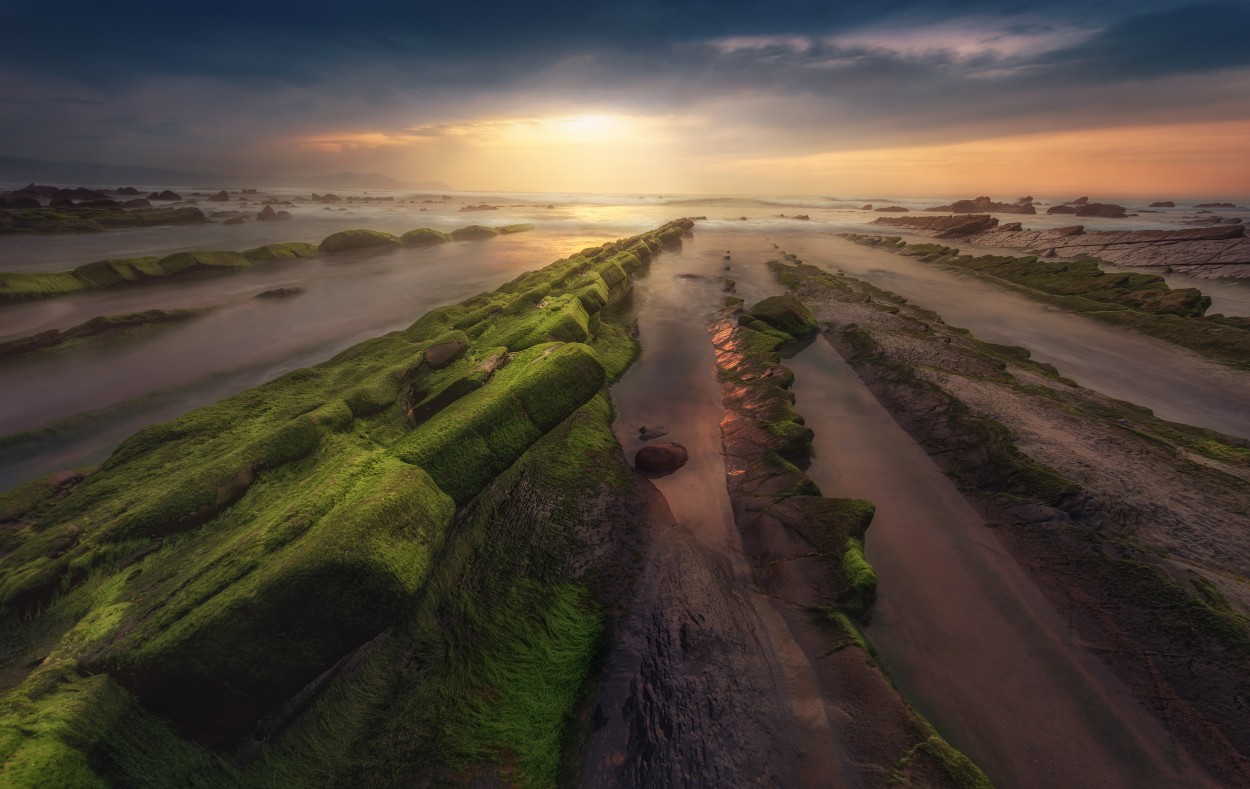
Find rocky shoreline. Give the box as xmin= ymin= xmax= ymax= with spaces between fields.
xmin=840 ymin=233 xmax=1250 ymax=370
xmin=0 ymin=222 xmax=535 ymax=303
xmin=870 ymin=213 xmax=1250 ymax=279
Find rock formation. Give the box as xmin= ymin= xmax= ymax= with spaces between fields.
xmin=925 ymin=195 xmax=1036 ymax=214
xmin=870 ymin=213 xmax=999 ymax=238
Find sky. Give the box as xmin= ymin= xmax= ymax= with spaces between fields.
xmin=1 ymin=0 xmax=1248 ymax=197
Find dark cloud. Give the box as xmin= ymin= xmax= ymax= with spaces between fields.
xmin=0 ymin=0 xmax=1187 ymax=88
xmin=0 ymin=0 xmax=1245 ymax=175
xmin=1032 ymin=1 xmax=1250 ymax=79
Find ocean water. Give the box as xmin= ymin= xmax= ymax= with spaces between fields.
xmin=1 ymin=188 xmax=1247 ymax=488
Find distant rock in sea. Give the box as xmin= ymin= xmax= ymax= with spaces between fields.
xmin=875 ymin=206 xmax=909 ymax=212
xmin=870 ymin=213 xmax=999 ymax=238
xmin=1149 ymin=201 xmax=1176 ymax=208
xmin=1046 ymin=202 xmax=1128 ymax=218
xmin=925 ymin=195 xmax=1035 ymax=214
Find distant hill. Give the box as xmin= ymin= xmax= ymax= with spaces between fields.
xmin=0 ymin=157 xmax=452 ymax=192
xmin=0 ymin=156 xmax=232 ymax=188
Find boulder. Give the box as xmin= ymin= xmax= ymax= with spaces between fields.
xmin=256 ymin=205 xmax=291 ymax=221
xmin=748 ymin=294 xmax=818 ymax=338
xmin=635 ymin=442 xmax=688 ymax=472
xmin=1075 ymin=203 xmax=1128 ymax=218
xmin=449 ymin=225 xmax=500 ymax=241
xmin=318 ymin=229 xmax=402 ymax=253
xmin=123 ymin=198 xmax=152 ymax=208
xmin=861 ymin=204 xmax=873 ymax=210
xmin=208 ymin=190 xmax=230 ymax=202
xmin=1149 ymin=201 xmax=1176 ymax=208
xmin=1195 ymin=202 xmax=1237 ymax=209
xmin=401 ymin=227 xmax=450 ymax=246
xmin=423 ymin=337 xmax=469 ymax=369
xmin=149 ymin=190 xmax=181 ymax=201
xmin=875 ymin=206 xmax=909 ymax=212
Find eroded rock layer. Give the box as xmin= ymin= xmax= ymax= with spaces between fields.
xmin=770 ymin=257 xmax=1250 ymax=788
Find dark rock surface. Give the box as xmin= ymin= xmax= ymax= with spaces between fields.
xmin=870 ymin=213 xmax=1000 ymax=238
xmin=1047 ymin=202 xmax=1128 ymax=218
xmin=926 ymin=195 xmax=1036 ymax=214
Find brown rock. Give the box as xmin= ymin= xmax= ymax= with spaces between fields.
xmin=634 ymin=442 xmax=688 ymax=472
xmin=423 ymin=338 xmax=468 ymax=369
xmin=875 ymin=206 xmax=909 ymax=212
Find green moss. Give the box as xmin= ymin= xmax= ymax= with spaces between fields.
xmin=393 ymin=343 xmax=606 ymax=504
xmin=0 ymin=219 xmax=696 ymax=782
xmin=242 ymin=242 xmax=319 ymax=263
xmin=748 ymin=294 xmax=818 ymax=337
xmin=450 ymin=225 xmax=500 ymax=241
xmin=0 ymin=309 xmax=209 ymax=361
xmin=839 ymin=537 xmax=878 ymax=618
xmin=893 ymin=735 xmax=994 ymax=788
xmin=588 ymin=320 xmax=640 ymax=382
xmin=481 ymin=295 xmax=593 ymax=352
xmin=319 ymin=229 xmax=402 ymax=254
xmin=0 ymin=271 xmax=85 ymax=301
xmin=0 ymin=665 xmax=234 ymax=788
xmin=156 ymin=250 xmax=252 ymax=274
xmin=401 ymin=227 xmax=450 ymax=246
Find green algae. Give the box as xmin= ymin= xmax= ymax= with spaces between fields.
xmin=0 ymin=309 xmax=210 ymax=361
xmin=0 ymin=221 xmax=536 ymax=303
xmin=748 ymin=293 xmax=818 ymax=338
xmin=242 ymin=242 xmax=319 ymax=263
xmin=400 ymin=227 xmax=450 ymax=246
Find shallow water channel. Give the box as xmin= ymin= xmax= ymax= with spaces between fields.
xmin=610 ymin=227 xmax=1221 ymax=786
xmin=608 ymin=229 xmax=850 ymax=783
xmin=788 ymin=338 xmax=1216 ymax=789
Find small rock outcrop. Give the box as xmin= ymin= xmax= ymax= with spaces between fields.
xmin=926 ymin=196 xmax=1035 ymax=214
xmin=256 ymin=205 xmax=291 ymax=221
xmin=1149 ymin=201 xmax=1176 ymax=208
xmin=874 ymin=206 xmax=909 ymax=213
xmin=1047 ymin=202 xmax=1128 ymax=218
xmin=870 ymin=214 xmax=1000 ymax=238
